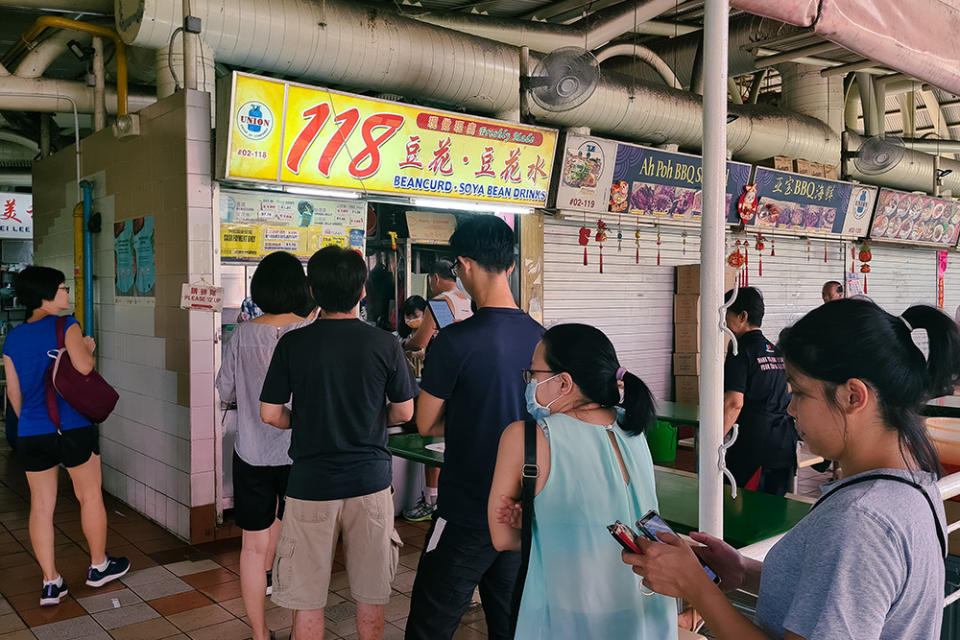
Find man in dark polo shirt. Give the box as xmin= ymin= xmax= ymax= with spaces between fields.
xmin=260 ymin=246 xmax=418 ymax=640
xmin=406 ymin=216 xmax=544 ymax=640
xmin=722 ymin=286 xmax=796 ymax=496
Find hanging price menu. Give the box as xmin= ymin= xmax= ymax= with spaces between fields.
xmin=220 ymin=72 xmax=558 ymax=206
xmin=219 ymin=189 xmax=367 ymax=263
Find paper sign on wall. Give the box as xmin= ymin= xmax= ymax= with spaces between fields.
xmin=405 ymin=211 xmax=457 ymax=244
xmin=180 ymin=282 xmax=224 ymax=312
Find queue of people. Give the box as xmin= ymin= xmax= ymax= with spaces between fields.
xmin=6 ymin=218 xmax=957 ymax=640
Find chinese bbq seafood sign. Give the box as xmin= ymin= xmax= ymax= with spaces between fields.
xmin=220 ymin=73 xmax=558 ymax=207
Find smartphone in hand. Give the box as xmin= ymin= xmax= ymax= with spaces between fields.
xmin=637 ymin=510 xmax=721 ymax=584
xmin=607 ymin=520 xmax=641 ymax=553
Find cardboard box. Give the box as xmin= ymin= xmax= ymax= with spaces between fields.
xmin=676 ymin=264 xmax=700 ymax=294
xmin=674 ymin=294 xmax=700 ymax=323
xmin=677 ymin=264 xmax=739 ymax=295
xmin=674 ymin=322 xmax=700 ymax=353
xmin=794 ymin=159 xmax=820 ymax=177
xmin=674 ymin=352 xmax=701 ymax=376
xmin=675 ymin=375 xmax=700 ymax=404
xmin=820 ymin=164 xmax=839 ymax=180
xmin=757 ymin=156 xmax=794 ymax=172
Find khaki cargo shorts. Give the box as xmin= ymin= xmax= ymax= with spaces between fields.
xmin=271 ymin=487 xmax=402 ymax=609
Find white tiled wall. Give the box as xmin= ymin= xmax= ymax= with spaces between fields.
xmin=31 ymin=94 xmax=208 ymax=541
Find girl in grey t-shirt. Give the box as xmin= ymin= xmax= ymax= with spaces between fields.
xmin=620 ymin=299 xmax=953 ymax=640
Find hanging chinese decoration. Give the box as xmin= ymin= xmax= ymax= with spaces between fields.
xmin=681 ymin=230 xmax=688 ymax=256
xmin=743 ymin=238 xmax=749 ymax=286
xmin=823 ymin=240 xmax=828 ymax=264
xmin=737 ymin=184 xmax=758 ymax=226
xmin=756 ymin=234 xmax=765 ymax=277
xmin=617 ymin=216 xmax=623 ymax=252
xmin=770 ymin=235 xmax=776 ymax=257
xmin=806 ymin=238 xmax=811 ymax=262
xmin=595 ymin=219 xmax=608 ymax=273
xmin=656 ymin=227 xmax=662 ymax=266
xmin=728 ymin=240 xmax=746 ymax=287
xmin=859 ymin=241 xmax=872 ymax=294
xmin=635 ymin=224 xmax=641 ymax=264
xmin=578 ymin=225 xmax=591 ymax=266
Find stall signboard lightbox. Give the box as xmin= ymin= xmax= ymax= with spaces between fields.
xmin=731 ymin=167 xmax=878 ymax=238
xmin=0 ymin=193 xmax=32 ymax=239
xmin=869 ymin=188 xmax=960 ymax=247
xmin=218 ymin=72 xmax=558 ymax=207
xmin=219 ymin=189 xmax=367 ymax=263
xmin=554 ymin=135 xmax=750 ymax=223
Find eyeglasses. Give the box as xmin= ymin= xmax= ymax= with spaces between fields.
xmin=58 ymin=285 xmax=70 ymax=293
xmin=451 ymin=258 xmax=463 ymax=277
xmin=522 ymin=369 xmax=555 ymax=384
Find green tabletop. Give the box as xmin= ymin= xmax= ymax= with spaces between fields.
xmin=389 ymin=433 xmax=809 ymax=547
xmin=656 ymin=400 xmax=699 ymax=426
xmin=924 ymin=395 xmax=960 ymax=418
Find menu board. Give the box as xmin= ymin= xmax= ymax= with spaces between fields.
xmin=869 ymin=188 xmax=960 ymax=246
xmin=219 ymin=189 xmax=367 ymax=263
xmin=730 ymin=168 xmax=878 ymax=238
xmin=611 ymin=145 xmax=752 ymax=222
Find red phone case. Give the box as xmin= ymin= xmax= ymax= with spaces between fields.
xmin=607 ymin=521 xmax=641 ymax=553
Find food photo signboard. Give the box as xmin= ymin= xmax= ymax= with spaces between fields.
xmin=609 ymin=144 xmax=751 ymax=222
xmin=553 ymin=135 xmax=620 ymax=213
xmin=730 ymin=167 xmax=878 ymax=238
xmin=868 ymin=188 xmax=960 ymax=247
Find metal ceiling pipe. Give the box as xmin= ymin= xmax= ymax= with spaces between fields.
xmin=0 ymin=129 xmax=39 ymax=152
xmin=752 ymin=41 xmax=841 ymax=68
xmin=778 ymin=63 xmax=844 ymax=134
xmin=410 ymin=0 xmax=689 ymax=53
xmin=117 ymin=0 xmax=521 ymax=115
xmin=0 ymin=76 xmax=154 ymax=113
xmin=0 ymin=171 xmax=32 ymax=186
xmin=14 ymin=30 xmax=93 ymax=79
xmin=845 ymin=131 xmax=960 ymax=194
xmin=593 ymin=42 xmax=681 ymax=88
xmin=0 ymin=0 xmax=112 ymax=13
xmin=528 ymin=68 xmax=840 ymax=164
xmin=899 ymin=138 xmax=960 ymax=154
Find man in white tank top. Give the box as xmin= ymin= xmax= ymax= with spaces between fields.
xmin=402 ymin=259 xmax=473 ymax=522
xmin=403 ymin=259 xmax=472 ymax=352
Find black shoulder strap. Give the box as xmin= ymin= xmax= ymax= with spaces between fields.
xmin=510 ymin=419 xmax=539 ymax=635
xmin=810 ymin=473 xmax=946 ymax=558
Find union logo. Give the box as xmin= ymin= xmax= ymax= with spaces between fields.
xmin=236 ymin=101 xmax=273 ymax=141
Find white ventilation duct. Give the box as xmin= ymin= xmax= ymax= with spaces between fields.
xmin=410 ymin=0 xmax=694 ymax=53
xmin=116 ymin=0 xmax=841 ymax=164
xmin=14 ymin=30 xmax=93 ymax=79
xmin=0 ymin=75 xmax=155 ymax=113
xmin=156 ymin=37 xmax=216 ymax=124
xmin=845 ymin=131 xmax=960 ymax=194
xmin=777 ymin=62 xmax=844 ymax=134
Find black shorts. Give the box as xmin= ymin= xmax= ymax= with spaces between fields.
xmin=232 ymin=450 xmax=290 ymax=531
xmin=17 ymin=425 xmax=99 ymax=472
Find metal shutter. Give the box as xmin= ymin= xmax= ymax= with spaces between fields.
xmin=749 ymin=236 xmax=848 ymax=342
xmin=542 ymin=216 xmax=701 ymax=400
xmin=867 ymin=243 xmax=939 ymax=353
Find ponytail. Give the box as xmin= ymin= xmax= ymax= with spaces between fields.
xmin=619 ymin=371 xmax=656 ymax=437
xmin=901 ymin=305 xmax=960 ymax=398
xmin=541 ymin=323 xmax=656 ymax=437
xmin=779 ymin=299 xmax=960 ymax=477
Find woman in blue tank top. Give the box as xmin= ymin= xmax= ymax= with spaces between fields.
xmin=488 ymin=323 xmax=677 ymax=639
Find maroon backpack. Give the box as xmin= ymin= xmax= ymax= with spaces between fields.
xmin=45 ymin=316 xmax=119 ymax=430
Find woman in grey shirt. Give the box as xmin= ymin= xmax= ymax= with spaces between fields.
xmin=216 ymin=251 xmax=313 ymax=640
xmin=622 ymin=299 xmax=954 ymax=640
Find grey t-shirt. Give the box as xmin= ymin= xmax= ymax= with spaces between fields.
xmin=216 ymin=318 xmax=312 ymax=467
xmin=756 ymin=468 xmax=945 ymax=640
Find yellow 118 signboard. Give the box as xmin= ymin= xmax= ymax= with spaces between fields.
xmin=220 ymin=73 xmax=558 ymax=207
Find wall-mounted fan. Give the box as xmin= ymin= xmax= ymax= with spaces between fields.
xmin=524 ymin=47 xmax=600 ymax=112
xmin=849 ymin=135 xmax=906 ymax=175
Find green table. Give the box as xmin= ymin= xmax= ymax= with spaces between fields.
xmin=924 ymin=396 xmax=960 ymax=418
xmin=656 ymin=400 xmax=699 ymax=426
xmin=388 ymin=433 xmax=809 ymax=547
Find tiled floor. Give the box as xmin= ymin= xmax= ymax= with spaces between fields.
xmin=0 ymin=438 xmax=488 ymax=640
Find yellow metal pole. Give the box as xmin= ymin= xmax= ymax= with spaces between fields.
xmin=2 ymin=16 xmax=128 ymax=116
xmin=73 ymin=201 xmax=84 ymax=332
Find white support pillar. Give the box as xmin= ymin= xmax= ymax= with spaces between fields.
xmin=698 ymin=0 xmax=729 ymax=538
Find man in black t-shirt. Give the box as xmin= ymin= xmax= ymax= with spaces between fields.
xmin=723 ymin=286 xmax=796 ymax=497
xmin=406 ymin=217 xmax=544 ymax=640
xmin=260 ymin=247 xmax=417 ymax=640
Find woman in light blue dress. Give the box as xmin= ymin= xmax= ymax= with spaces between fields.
xmin=488 ymin=323 xmax=677 ymax=639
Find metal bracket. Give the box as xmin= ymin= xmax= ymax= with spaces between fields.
xmin=719 ymin=269 xmax=742 ymax=356
xmin=718 ymin=423 xmax=740 ymax=499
